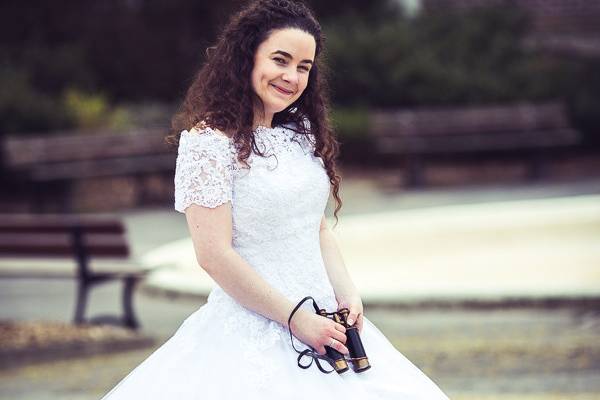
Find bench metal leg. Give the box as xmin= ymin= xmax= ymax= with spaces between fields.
xmin=528 ymin=151 xmax=546 ymax=181
xmin=405 ymin=154 xmax=424 ymax=188
xmin=32 ymin=183 xmax=46 ymax=213
xmin=74 ymin=281 xmax=89 ymax=324
xmin=122 ymin=277 xmax=140 ymax=329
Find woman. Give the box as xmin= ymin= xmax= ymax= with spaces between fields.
xmin=101 ymin=0 xmax=450 ymax=398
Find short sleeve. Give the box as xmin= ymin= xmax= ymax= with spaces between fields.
xmin=174 ymin=127 xmax=234 ymax=212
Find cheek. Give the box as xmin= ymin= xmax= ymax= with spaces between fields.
xmin=297 ymin=75 xmax=310 ymax=95
xmin=253 ymin=67 xmax=275 ymax=92
xmin=251 ymin=62 xmax=269 ymax=91
xmin=263 ymin=64 xmax=281 ymax=84
xmin=250 ymin=68 xmax=261 ymax=94
xmin=302 ymin=75 xmax=310 ymax=90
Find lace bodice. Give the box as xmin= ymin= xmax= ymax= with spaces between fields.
xmin=174 ymin=123 xmax=337 ymax=388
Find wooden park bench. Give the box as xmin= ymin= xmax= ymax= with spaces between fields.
xmin=370 ymin=102 xmax=581 ymax=187
xmin=0 ymin=215 xmax=148 ymax=329
xmin=0 ymin=127 xmax=175 ymax=212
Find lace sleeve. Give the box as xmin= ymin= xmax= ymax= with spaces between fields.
xmin=174 ymin=127 xmax=235 ymax=212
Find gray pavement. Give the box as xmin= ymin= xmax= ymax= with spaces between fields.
xmin=1 ymin=294 xmax=599 ymax=399
xmin=113 ymin=175 xmax=600 ymax=255
xmin=120 ymin=178 xmax=600 ymax=303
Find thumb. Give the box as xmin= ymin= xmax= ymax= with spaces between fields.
xmin=338 ymin=300 xmax=349 ymax=309
xmin=346 ymin=311 xmax=359 ymax=326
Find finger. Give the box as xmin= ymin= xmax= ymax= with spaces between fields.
xmin=331 ymin=339 xmax=349 ymax=355
xmin=339 ymin=343 xmax=349 ymax=355
xmin=357 ymin=314 xmax=364 ymax=334
xmin=334 ymin=323 xmax=346 ymax=334
xmin=331 ymin=329 xmax=347 ymax=344
xmin=317 ymin=346 xmax=326 ymax=355
xmin=346 ymin=310 xmax=359 ymax=326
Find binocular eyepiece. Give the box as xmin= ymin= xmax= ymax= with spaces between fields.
xmin=316 ymin=305 xmax=371 ymax=374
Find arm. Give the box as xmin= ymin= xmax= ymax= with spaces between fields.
xmin=185 ymin=203 xmax=349 ymax=355
xmin=185 ymin=202 xmax=296 ymax=328
xmin=319 ymin=215 xmax=364 ymax=332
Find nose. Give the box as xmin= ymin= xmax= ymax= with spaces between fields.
xmin=282 ymin=67 xmax=299 ymax=86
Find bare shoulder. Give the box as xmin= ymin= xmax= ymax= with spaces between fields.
xmin=191 ymin=121 xmax=233 ymax=139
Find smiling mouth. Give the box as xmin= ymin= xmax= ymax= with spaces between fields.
xmin=271 ymin=84 xmax=295 ymax=96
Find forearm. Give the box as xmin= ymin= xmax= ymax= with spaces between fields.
xmin=200 ymin=248 xmax=297 ymax=328
xmin=319 ymin=227 xmax=359 ymax=300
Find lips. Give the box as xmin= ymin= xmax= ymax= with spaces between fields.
xmin=271 ymin=84 xmax=295 ymax=95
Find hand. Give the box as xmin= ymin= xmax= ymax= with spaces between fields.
xmin=336 ymin=293 xmax=364 ymax=335
xmin=289 ymin=309 xmax=348 ymax=356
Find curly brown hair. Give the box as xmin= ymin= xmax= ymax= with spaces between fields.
xmin=168 ymin=0 xmax=343 ymax=224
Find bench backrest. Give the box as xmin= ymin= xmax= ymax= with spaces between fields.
xmin=370 ymin=101 xmax=581 ymax=153
xmin=0 ymin=216 xmax=129 ymax=264
xmin=3 ymin=127 xmax=171 ymax=168
xmin=371 ymin=102 xmax=573 ymax=137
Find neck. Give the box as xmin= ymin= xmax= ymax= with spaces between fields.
xmin=253 ymin=106 xmax=274 ymax=130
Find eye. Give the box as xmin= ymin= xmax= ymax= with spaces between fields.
xmin=298 ymin=65 xmax=311 ymax=73
xmin=273 ymin=57 xmax=287 ymax=65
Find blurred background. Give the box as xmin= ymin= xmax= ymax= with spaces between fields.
xmin=1 ymin=0 xmax=599 ymax=399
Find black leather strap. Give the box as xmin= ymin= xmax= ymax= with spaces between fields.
xmin=288 ymin=296 xmax=334 ymax=373
xmin=287 ymin=296 xmax=347 ymax=374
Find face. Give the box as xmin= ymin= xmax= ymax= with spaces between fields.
xmin=251 ymin=28 xmax=316 ymax=118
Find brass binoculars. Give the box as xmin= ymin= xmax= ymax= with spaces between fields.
xmin=315 ymin=305 xmax=371 ymax=374
xmin=288 ymin=296 xmax=371 ymax=374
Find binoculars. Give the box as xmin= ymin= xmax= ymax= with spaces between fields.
xmin=315 ymin=304 xmax=371 ymax=374
xmin=288 ymin=296 xmax=371 ymax=374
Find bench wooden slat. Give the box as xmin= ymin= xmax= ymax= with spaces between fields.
xmin=376 ymin=128 xmax=580 ymax=154
xmin=0 ymin=233 xmax=129 ymax=257
xmin=0 ymin=258 xmax=148 ymax=279
xmin=0 ymin=216 xmax=124 ymax=234
xmin=3 ymin=128 xmax=170 ymax=167
xmin=371 ymin=102 xmax=573 ymax=137
xmin=27 ymin=154 xmax=175 ymax=181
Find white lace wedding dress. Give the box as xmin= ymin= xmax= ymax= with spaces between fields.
xmin=100 ymin=124 xmax=450 ymax=399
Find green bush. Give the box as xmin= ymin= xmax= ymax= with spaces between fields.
xmin=325 ymin=6 xmax=573 ymax=107
xmin=331 ymin=107 xmax=370 ymax=139
xmin=61 ymin=89 xmax=133 ymax=131
xmin=0 ymin=72 xmax=134 ymax=135
xmin=0 ymin=64 xmax=71 ymax=134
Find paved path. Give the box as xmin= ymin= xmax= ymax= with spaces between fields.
xmin=137 ymin=186 xmax=600 ymax=303
xmin=1 ymin=178 xmax=599 ymax=399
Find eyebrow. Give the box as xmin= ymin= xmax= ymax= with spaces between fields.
xmin=271 ymin=50 xmax=313 ymax=65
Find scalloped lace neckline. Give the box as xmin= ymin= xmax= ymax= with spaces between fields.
xmin=253 ymin=125 xmax=290 ymax=136
xmin=186 ymin=125 xmax=291 ymax=139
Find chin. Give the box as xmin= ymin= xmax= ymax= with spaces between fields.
xmin=267 ymin=100 xmax=292 ymax=114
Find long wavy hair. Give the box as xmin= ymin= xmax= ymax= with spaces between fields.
xmin=168 ymin=0 xmax=343 ymax=225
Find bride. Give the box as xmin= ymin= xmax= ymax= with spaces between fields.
xmin=101 ymin=0 xmax=450 ymax=398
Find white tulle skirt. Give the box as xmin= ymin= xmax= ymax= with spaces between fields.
xmin=100 ymin=298 xmax=450 ymax=399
